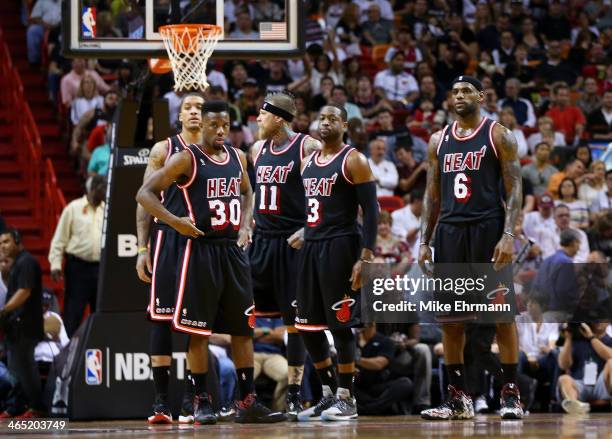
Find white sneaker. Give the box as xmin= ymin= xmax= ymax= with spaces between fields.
xmin=561 ymin=399 xmax=590 ymax=415
xmin=320 ymin=388 xmax=358 ymax=421
xmin=474 ymin=396 xmax=488 ymax=414
xmin=297 ymin=385 xmax=335 ymax=422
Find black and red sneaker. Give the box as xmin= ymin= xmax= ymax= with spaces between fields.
xmin=499 ymin=383 xmax=523 ymax=419
xmin=147 ymin=400 xmax=172 ymax=424
xmin=421 ymin=385 xmax=474 ymax=420
xmin=235 ymin=393 xmax=286 ymax=424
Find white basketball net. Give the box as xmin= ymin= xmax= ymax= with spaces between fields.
xmin=159 ymin=25 xmax=222 ymax=92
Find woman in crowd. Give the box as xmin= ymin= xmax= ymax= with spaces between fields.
xmin=556 ymin=177 xmax=590 ymax=230
xmin=374 ymin=211 xmax=412 ymax=277
xmin=578 ymin=160 xmax=606 ymax=206
xmin=70 ymin=74 xmax=103 ymax=126
xmin=500 ymin=108 xmax=528 ymax=158
xmin=527 ymin=116 xmax=566 ymax=154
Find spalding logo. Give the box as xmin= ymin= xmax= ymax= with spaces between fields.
xmin=123 ymin=149 xmax=150 ymax=166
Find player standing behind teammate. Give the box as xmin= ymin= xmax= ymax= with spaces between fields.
xmin=136 ymin=101 xmax=286 ymax=425
xmin=418 ymin=76 xmax=524 ymax=420
xmin=294 ymin=105 xmax=378 ymax=421
xmin=135 ymin=92 xmax=204 ymax=424
xmin=250 ymin=91 xmax=321 ymax=419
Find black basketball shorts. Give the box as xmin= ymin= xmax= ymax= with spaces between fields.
xmin=147 ymin=225 xmax=185 ymax=321
xmin=249 ymin=231 xmax=300 ymax=326
xmin=432 ymin=217 xmax=517 ymax=323
xmin=172 ymin=238 xmax=255 ymax=337
xmin=295 ymin=235 xmax=361 ymax=331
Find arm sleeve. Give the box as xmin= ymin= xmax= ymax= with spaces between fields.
xmin=356 ymin=181 xmax=379 ymax=251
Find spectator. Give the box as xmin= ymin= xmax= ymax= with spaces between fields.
xmin=414 ymin=75 xmax=445 ymax=111
xmin=499 ymin=108 xmax=528 ymax=158
xmin=518 ymin=17 xmax=545 ymax=60
xmin=547 ymin=159 xmax=587 ymax=199
xmin=227 ymin=62 xmax=249 ymax=98
xmin=539 ymin=2 xmax=571 ymax=42
xmin=587 ymin=213 xmax=612 ymax=260
xmin=368 ymin=109 xmax=407 ymax=161
xmin=335 ymin=3 xmax=364 ymax=56
xmin=70 ymin=74 xmax=104 ymax=126
xmin=374 ymin=211 xmax=412 ymax=275
xmin=87 ymin=126 xmax=112 ymax=177
xmin=368 ymin=138 xmax=399 ymax=196
xmin=72 ymin=90 xmax=120 ymax=159
xmin=394 ymin=139 xmax=427 ymax=197
xmin=26 ymin=0 xmax=60 ymax=66
xmin=532 ymin=229 xmax=582 ymax=321
xmin=590 ymin=169 xmax=612 ymax=218
xmin=354 ymin=323 xmax=413 ymax=415
xmin=310 ymin=76 xmax=334 ymax=114
xmin=577 ymin=77 xmax=603 ymax=117
xmin=491 ymin=31 xmax=516 ymax=70
xmin=34 ymin=291 xmax=69 ymax=383
xmin=481 ymin=87 xmax=500 ymax=121
xmin=355 ymin=0 xmax=394 ymax=23
xmin=402 ymin=0 xmax=429 ymax=40
xmin=384 ymin=27 xmax=423 ymax=75
xmin=262 ymin=61 xmax=292 ymax=94
xmin=330 ymin=85 xmax=363 ymax=121
xmin=229 ymin=10 xmax=259 ymax=39
xmin=575 ymin=144 xmax=593 ymax=170
xmin=498 ymin=78 xmax=536 ymax=128
xmin=48 ymin=176 xmax=106 ymax=337
xmin=531 ymin=204 xmax=590 ymax=262
xmin=579 ymin=161 xmax=606 ymax=207
xmin=555 ymin=178 xmax=589 ymax=230
xmin=0 ymin=252 xmax=12 ymax=309
xmin=535 ymin=41 xmax=578 ymax=88
xmin=0 ymin=229 xmax=45 ymax=417
xmin=306 ymin=53 xmax=344 ymax=96
xmin=251 ymin=0 xmax=284 ymax=25
xmin=346 ymin=118 xmax=369 ymax=153
xmin=60 ymin=59 xmax=110 ymax=108
xmin=522 ymin=143 xmax=559 ymax=197
xmin=361 ymin=4 xmax=393 ymax=46
xmin=352 ymin=76 xmax=392 ymax=120
xmin=253 ymin=318 xmax=288 ymax=411
xmin=587 ymin=89 xmax=612 ymax=141
xmin=546 ymin=82 xmax=586 ymax=145
xmin=557 ymin=321 xmax=612 ymax=414
xmin=236 ymin=78 xmax=262 ymax=123
xmin=523 ymin=193 xmax=556 ymax=242
xmin=391 ymin=188 xmax=423 ymax=257
xmin=504 ymin=44 xmax=536 ymax=90
xmin=527 ymin=117 xmax=566 ymax=153
xmin=408 ymin=98 xmax=445 ymax=141
xmin=374 ymin=51 xmax=419 ymax=105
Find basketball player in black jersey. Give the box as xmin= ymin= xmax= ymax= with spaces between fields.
xmin=419 ymin=76 xmax=523 ymax=420
xmin=136 ymin=101 xmax=286 ymax=425
xmin=294 ymin=105 xmax=378 ymax=422
xmin=135 ymin=92 xmax=204 ymax=424
xmin=250 ymin=92 xmax=321 ymax=419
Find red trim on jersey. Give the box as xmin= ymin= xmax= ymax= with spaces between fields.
xmin=253 ymin=141 xmax=266 ymax=166
xmin=270 ymin=133 xmax=300 ymax=155
xmin=451 ymin=117 xmax=487 ymax=142
xmin=314 ymin=144 xmax=350 ymax=167
xmin=341 ymin=148 xmax=357 ymax=184
xmin=148 ymin=230 xmax=173 ymax=321
xmin=165 ymin=137 xmax=172 ymax=161
xmin=232 ymin=147 xmax=244 ymax=174
xmin=488 ymin=121 xmax=499 ymax=158
xmin=294 ymin=323 xmax=329 ymax=332
xmin=299 ymin=134 xmax=310 ymax=161
xmin=172 ymin=240 xmax=213 ymax=336
xmin=254 ymin=311 xmax=282 ymax=317
xmin=176 ymin=134 xmax=189 ymax=148
xmin=181 ymin=188 xmax=195 ymax=222
xmin=193 ymin=144 xmax=230 ymax=165
xmin=177 ymin=147 xmax=198 ymax=189
xmin=436 ymin=125 xmax=449 ymax=156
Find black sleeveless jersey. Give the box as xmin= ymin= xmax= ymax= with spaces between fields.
xmin=180 ymin=144 xmax=244 ymax=240
xmin=437 ymin=118 xmax=505 ymax=224
xmin=155 ymin=134 xmax=188 ymax=227
xmin=253 ymin=133 xmax=310 ymax=234
xmin=302 ymin=145 xmax=360 ymax=240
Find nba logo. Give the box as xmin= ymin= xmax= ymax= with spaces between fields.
xmin=85 ymin=349 xmax=102 ymax=385
xmin=82 ymin=7 xmax=97 ymax=39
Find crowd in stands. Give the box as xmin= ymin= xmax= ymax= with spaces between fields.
xmin=1 ymin=0 xmax=610 ymax=417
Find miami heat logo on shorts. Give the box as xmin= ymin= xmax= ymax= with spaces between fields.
xmin=486 ymin=283 xmax=510 ymax=305
xmin=331 ymin=295 xmax=355 ymax=323
xmin=244 ymin=304 xmax=256 ymax=328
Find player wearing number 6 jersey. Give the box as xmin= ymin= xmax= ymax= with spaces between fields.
xmin=250 ymin=92 xmax=321 ymax=420
xmin=418 ymin=76 xmax=523 ymax=421
xmin=136 ymin=101 xmax=286 ymax=425
xmin=295 ymin=105 xmax=378 ymax=422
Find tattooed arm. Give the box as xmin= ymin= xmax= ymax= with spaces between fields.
xmin=418 ymin=130 xmax=443 ymax=276
xmin=492 ymin=123 xmax=523 ymax=270
xmin=135 ymin=140 xmax=168 ymax=283
xmin=303 ymin=136 xmax=322 ymax=157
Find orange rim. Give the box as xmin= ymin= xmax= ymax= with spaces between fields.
xmin=158 ymin=24 xmax=223 ymax=53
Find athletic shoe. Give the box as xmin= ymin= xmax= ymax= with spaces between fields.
xmin=320 ymin=388 xmax=357 ymax=421
xmin=15 ymin=409 xmax=45 ymax=419
xmin=0 ymin=411 xmax=14 ymax=419
xmin=234 ymin=393 xmax=287 ymax=424
xmin=421 ymin=385 xmax=474 ymax=420
xmin=500 ymin=383 xmax=524 ymax=419
xmin=217 ymin=405 xmax=236 ymax=421
xmin=178 ymin=394 xmax=195 ymax=424
xmin=561 ymin=399 xmax=590 ymax=415
xmin=194 ymin=394 xmax=217 ymax=425
xmin=286 ymin=391 xmax=303 ymax=421
xmin=297 ymin=385 xmax=336 ymax=422
xmin=147 ymin=400 xmax=172 ymax=425
xmin=474 ymin=395 xmax=489 ymax=414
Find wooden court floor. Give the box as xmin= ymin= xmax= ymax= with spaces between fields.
xmin=2 ymin=414 xmax=611 ymax=438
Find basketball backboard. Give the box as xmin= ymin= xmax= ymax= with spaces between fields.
xmin=63 ymin=0 xmax=304 ymax=59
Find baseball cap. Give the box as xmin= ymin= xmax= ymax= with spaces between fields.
xmin=538 ymin=193 xmax=554 ymax=208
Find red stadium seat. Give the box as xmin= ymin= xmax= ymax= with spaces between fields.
xmin=378 ymin=195 xmax=404 ymax=212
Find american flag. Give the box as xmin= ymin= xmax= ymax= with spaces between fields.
xmin=260 ymin=22 xmax=287 ymax=40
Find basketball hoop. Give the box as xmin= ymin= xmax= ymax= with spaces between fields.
xmin=152 ymin=24 xmax=222 ymax=92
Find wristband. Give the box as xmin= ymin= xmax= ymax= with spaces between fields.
xmin=420 ymin=242 xmax=430 ymax=246
xmin=504 ymin=231 xmax=516 ymax=239
xmin=138 ymin=247 xmax=148 ymax=254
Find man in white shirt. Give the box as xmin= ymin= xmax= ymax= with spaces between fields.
xmin=391 ymin=189 xmax=424 ymax=258
xmin=27 ymin=0 xmax=60 ymax=65
xmin=48 ymin=176 xmax=106 ymax=336
xmin=523 ymin=193 xmax=556 ymax=241
xmin=374 ymin=52 xmax=419 ymax=105
xmin=530 ymin=204 xmax=590 ymax=262
xmin=368 ymin=138 xmax=398 ymax=196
